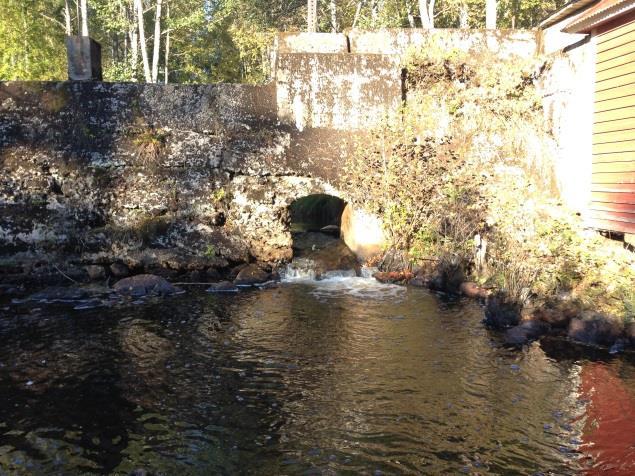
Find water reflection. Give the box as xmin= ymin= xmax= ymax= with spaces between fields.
xmin=0 ymin=279 xmax=633 ymax=474
xmin=576 ymin=361 xmax=635 ymax=474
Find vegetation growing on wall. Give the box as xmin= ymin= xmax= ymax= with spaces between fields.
xmin=345 ymin=42 xmax=635 ymax=324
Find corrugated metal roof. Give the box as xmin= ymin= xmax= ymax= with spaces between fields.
xmin=563 ymin=0 xmax=635 ymax=32
xmin=540 ymin=0 xmax=599 ymax=29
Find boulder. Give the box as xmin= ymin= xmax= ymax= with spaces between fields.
xmin=484 ymin=293 xmax=522 ymax=329
xmin=234 ymin=264 xmax=271 ymax=286
xmin=568 ymin=313 xmax=624 ymax=347
xmin=207 ymin=281 xmax=239 ymax=293
xmin=288 ymin=238 xmax=360 ymax=279
xmin=408 ymin=275 xmax=429 ymax=287
xmin=113 ymin=274 xmax=178 ymax=297
xmin=374 ymin=271 xmax=413 ymax=284
xmin=533 ymin=305 xmax=574 ymax=328
xmin=459 ymin=282 xmax=490 ymax=299
xmin=504 ymin=320 xmax=550 ymax=346
xmin=206 ymin=267 xmax=222 ymax=282
xmin=110 ymin=262 xmax=130 ymax=278
xmin=85 ymin=265 xmax=106 ymax=281
xmin=626 ymin=321 xmax=635 ymax=347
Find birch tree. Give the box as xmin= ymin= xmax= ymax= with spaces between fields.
xmin=418 ymin=0 xmax=435 ymax=28
xmin=151 ymin=0 xmax=162 ymax=82
xmin=134 ymin=0 xmax=151 ymax=82
xmin=64 ymin=0 xmax=73 ymax=35
xmin=80 ymin=0 xmax=89 ymax=36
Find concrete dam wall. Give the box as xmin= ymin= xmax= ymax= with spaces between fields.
xmin=0 ymin=29 xmax=543 ymax=284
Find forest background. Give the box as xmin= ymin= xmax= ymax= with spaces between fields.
xmin=1 ymin=0 xmax=566 ymax=84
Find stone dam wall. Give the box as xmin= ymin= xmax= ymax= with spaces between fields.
xmin=1 ymin=28 xmax=583 ymax=285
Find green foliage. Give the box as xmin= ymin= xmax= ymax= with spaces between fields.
xmin=212 ymin=188 xmax=226 ymax=203
xmin=1 ymin=0 xmax=572 ymax=83
xmin=0 ymin=0 xmax=66 ymax=80
xmin=346 ymin=41 xmax=635 ymax=322
xmin=204 ymin=244 xmax=216 ymax=258
xmin=131 ymin=127 xmax=170 ymax=162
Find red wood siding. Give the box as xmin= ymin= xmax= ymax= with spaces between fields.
xmin=591 ymin=13 xmax=635 ymax=234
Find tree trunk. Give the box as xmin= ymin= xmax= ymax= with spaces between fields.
xmin=407 ymin=3 xmax=415 ymax=28
xmin=134 ymin=0 xmax=152 ymax=82
xmin=164 ymin=2 xmax=170 ymax=84
xmin=64 ymin=0 xmax=72 ymax=35
xmin=371 ymin=0 xmax=378 ymax=26
xmin=486 ymin=0 xmax=496 ymax=29
xmin=307 ymin=0 xmax=317 ymax=32
xmin=151 ymin=0 xmax=162 ymax=83
xmin=418 ymin=0 xmax=431 ymax=28
xmin=80 ymin=0 xmax=89 ymax=36
xmin=459 ymin=1 xmax=468 ymax=28
xmin=329 ymin=0 xmax=337 ymax=33
xmin=352 ymin=0 xmax=364 ymax=29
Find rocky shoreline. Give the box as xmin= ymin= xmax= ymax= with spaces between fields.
xmin=374 ymin=267 xmax=635 ymax=353
xmin=1 ymin=229 xmax=632 ymax=355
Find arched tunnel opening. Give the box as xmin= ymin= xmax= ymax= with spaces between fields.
xmin=287 ymin=194 xmax=360 ymax=277
xmin=289 ymin=194 xmax=346 ymax=234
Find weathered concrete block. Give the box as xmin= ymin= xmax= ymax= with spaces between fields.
xmin=65 ymin=36 xmax=102 ymax=81
xmin=275 ymin=32 xmax=349 ymax=54
xmin=347 ymin=28 xmax=539 ymax=58
xmin=276 ymin=52 xmax=401 ymax=130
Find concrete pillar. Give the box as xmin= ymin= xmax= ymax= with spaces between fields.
xmin=486 ymin=0 xmax=497 ymax=29
xmin=65 ymin=36 xmax=102 ymax=81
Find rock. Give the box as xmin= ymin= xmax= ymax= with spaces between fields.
xmin=373 ymin=271 xmax=413 ymax=284
xmin=228 ymin=263 xmax=249 ymax=281
xmin=459 ymin=282 xmax=490 ymax=299
xmin=533 ymin=306 xmax=573 ymax=328
xmin=85 ymin=265 xmax=106 ymax=281
xmin=568 ymin=313 xmax=624 ymax=347
xmin=626 ymin=321 xmax=635 ymax=346
xmin=110 ymin=262 xmax=130 ymax=278
xmin=290 ymin=239 xmax=360 ymax=278
xmin=0 ymin=284 xmax=23 ymax=297
xmin=207 ymin=281 xmax=239 ymax=293
xmin=408 ymin=275 xmax=429 ymax=287
xmin=484 ymin=292 xmax=522 ymax=329
xmin=234 ymin=264 xmax=271 ymax=286
xmin=504 ymin=320 xmax=550 ymax=346
xmin=113 ymin=274 xmax=179 ymax=297
xmin=206 ymin=267 xmax=222 ymax=281
xmin=184 ymin=270 xmax=206 ymax=282
xmin=609 ymin=339 xmax=629 ymax=354
xmin=26 ymin=286 xmax=91 ymax=302
xmin=320 ymin=225 xmax=340 ymax=237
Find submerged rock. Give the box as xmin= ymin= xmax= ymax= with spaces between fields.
xmin=568 ymin=313 xmax=624 ymax=347
xmin=287 ymin=237 xmax=361 ymax=279
xmin=110 ymin=262 xmax=130 ymax=278
xmin=484 ymin=293 xmax=522 ymax=329
xmin=504 ymin=320 xmax=550 ymax=346
xmin=459 ymin=282 xmax=490 ymax=299
xmin=113 ymin=274 xmax=179 ymax=297
xmin=234 ymin=264 xmax=271 ymax=286
xmin=207 ymin=281 xmax=239 ymax=293
xmin=85 ymin=265 xmax=106 ymax=281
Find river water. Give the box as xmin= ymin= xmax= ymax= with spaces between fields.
xmin=1 ymin=277 xmax=634 ymax=475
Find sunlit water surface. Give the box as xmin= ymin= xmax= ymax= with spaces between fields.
xmin=1 ymin=277 xmax=635 ymax=475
